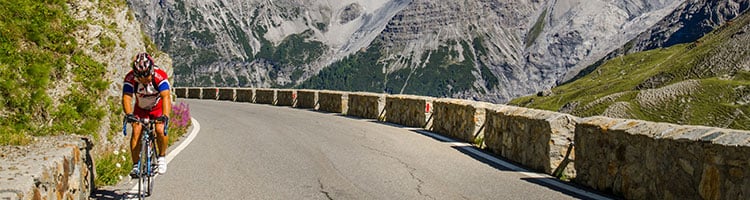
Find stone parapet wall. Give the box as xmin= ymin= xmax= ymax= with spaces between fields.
xmin=430 ymin=99 xmax=487 ymax=143
xmin=236 ymin=88 xmax=254 ymax=103
xmin=385 ymin=95 xmax=433 ymax=128
xmin=255 ymin=89 xmax=276 ymax=105
xmin=318 ymin=91 xmax=347 ymax=113
xmin=484 ymin=105 xmax=577 ymax=178
xmin=202 ymin=88 xmax=218 ymax=100
xmin=296 ymin=90 xmax=317 ymax=109
xmin=347 ymin=92 xmax=385 ymax=119
xmin=187 ymin=87 xmax=201 ymax=99
xmin=218 ymin=88 xmax=235 ymax=101
xmin=173 ymin=87 xmax=750 ymax=199
xmin=277 ymin=90 xmax=295 ymax=107
xmin=0 ymin=136 xmax=93 ymax=200
xmin=575 ymin=117 xmax=750 ymax=199
xmin=175 ymin=88 xmax=187 ymax=98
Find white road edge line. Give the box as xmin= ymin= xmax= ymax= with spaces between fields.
xmin=166 ymin=117 xmax=200 ymax=164
xmin=404 ymin=127 xmax=611 ymax=200
xmin=127 ymin=117 xmax=201 ymax=198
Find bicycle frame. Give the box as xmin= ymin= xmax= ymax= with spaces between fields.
xmin=123 ymin=117 xmax=168 ymax=199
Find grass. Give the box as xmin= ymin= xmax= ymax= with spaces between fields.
xmin=0 ymin=0 xmax=84 ymax=145
xmin=525 ymin=9 xmax=547 ymax=48
xmin=94 ymin=149 xmax=132 ymax=186
xmin=509 ymin=12 xmax=750 ymax=130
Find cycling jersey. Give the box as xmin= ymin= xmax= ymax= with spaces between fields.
xmin=123 ymin=67 xmax=170 ymax=111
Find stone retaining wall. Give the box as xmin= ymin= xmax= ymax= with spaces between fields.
xmin=218 ymin=88 xmax=235 ymax=101
xmin=256 ymin=89 xmax=275 ymax=105
xmin=318 ymin=91 xmax=346 ymax=114
xmin=202 ymin=88 xmax=218 ymax=100
xmin=187 ymin=88 xmax=201 ymax=99
xmin=575 ymin=117 xmax=750 ymax=199
xmin=484 ymin=105 xmax=578 ymax=178
xmin=277 ymin=90 xmax=295 ymax=107
xmin=385 ymin=95 xmax=433 ymax=128
xmin=296 ymin=90 xmax=317 ymax=109
xmin=0 ymin=136 xmax=93 ymax=200
xmin=347 ymin=92 xmax=384 ymax=119
xmin=176 ymin=87 xmax=750 ymax=199
xmin=236 ymin=88 xmax=254 ymax=103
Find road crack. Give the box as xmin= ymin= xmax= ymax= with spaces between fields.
xmin=318 ymin=179 xmax=334 ymax=200
xmin=361 ymin=145 xmax=435 ymax=200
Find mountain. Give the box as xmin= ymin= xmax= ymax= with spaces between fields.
xmin=129 ymin=0 xmax=741 ymax=103
xmin=510 ymin=9 xmax=750 ymax=130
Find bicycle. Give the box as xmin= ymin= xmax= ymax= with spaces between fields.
xmin=123 ymin=116 xmax=168 ymax=199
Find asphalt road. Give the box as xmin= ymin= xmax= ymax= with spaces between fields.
xmin=138 ymin=99 xmax=601 ymax=199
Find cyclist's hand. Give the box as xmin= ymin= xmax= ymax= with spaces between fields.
xmin=156 ymin=115 xmax=169 ymax=123
xmin=125 ymin=113 xmax=138 ymax=123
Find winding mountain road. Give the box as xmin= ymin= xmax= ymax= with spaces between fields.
xmin=124 ymin=99 xmax=606 ymax=199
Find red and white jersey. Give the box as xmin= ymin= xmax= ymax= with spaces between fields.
xmin=123 ymin=67 xmax=170 ymax=110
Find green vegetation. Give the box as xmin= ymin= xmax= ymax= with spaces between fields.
xmin=525 ymin=9 xmax=547 ymax=48
xmin=189 ymin=29 xmax=217 ymax=45
xmin=94 ymin=150 xmax=132 ymax=186
xmin=315 ymin=22 xmax=328 ymax=32
xmin=389 ymin=40 xmax=477 ymax=97
xmin=229 ymin=19 xmax=254 ymax=59
xmin=256 ymin=29 xmax=327 ymax=67
xmin=473 ymin=36 xmax=499 ymax=90
xmin=510 ymin=13 xmax=750 ymax=130
xmin=98 ymin=0 xmax=127 ymax=17
xmin=96 ymin=36 xmax=117 ymax=53
xmin=298 ymin=39 xmax=481 ymax=98
xmin=297 ymin=42 xmax=385 ymax=92
xmin=0 ymin=0 xmax=84 ymax=145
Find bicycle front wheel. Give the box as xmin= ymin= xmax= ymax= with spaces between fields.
xmin=147 ymin=140 xmax=158 ymax=196
xmin=138 ymin=140 xmax=150 ymax=199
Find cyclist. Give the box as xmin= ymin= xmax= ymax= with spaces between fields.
xmin=123 ymin=52 xmax=171 ymax=177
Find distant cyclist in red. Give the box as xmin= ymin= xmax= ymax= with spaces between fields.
xmin=123 ymin=52 xmax=171 ymax=176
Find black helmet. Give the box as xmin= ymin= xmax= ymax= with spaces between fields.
xmin=132 ymin=52 xmax=154 ymax=77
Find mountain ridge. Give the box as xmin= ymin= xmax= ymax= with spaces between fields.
xmin=130 ymin=0 xmax=744 ymax=104
xmin=510 ymin=9 xmax=750 ymax=130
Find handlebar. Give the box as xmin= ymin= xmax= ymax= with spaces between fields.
xmin=122 ymin=116 xmax=169 ymax=136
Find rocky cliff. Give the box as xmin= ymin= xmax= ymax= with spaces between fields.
xmin=129 ymin=0 xmax=743 ymax=103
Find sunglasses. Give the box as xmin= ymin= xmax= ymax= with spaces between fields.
xmin=134 ymin=71 xmax=151 ymax=78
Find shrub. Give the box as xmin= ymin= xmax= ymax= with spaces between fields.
xmin=168 ymin=101 xmax=191 ymax=145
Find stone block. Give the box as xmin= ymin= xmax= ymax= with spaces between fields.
xmin=187 ymin=88 xmax=201 ymax=99
xmin=175 ymin=87 xmax=187 ymax=98
xmin=296 ymin=90 xmax=317 ymax=109
xmin=218 ymin=88 xmax=235 ymax=101
xmin=484 ymin=105 xmax=577 ymax=178
xmin=202 ymin=88 xmax=218 ymax=100
xmin=430 ymin=99 xmax=489 ymax=143
xmin=385 ymin=95 xmax=433 ymax=128
xmin=319 ymin=91 xmax=346 ymax=113
xmin=256 ymin=89 xmax=276 ymax=105
xmin=347 ymin=92 xmax=385 ymax=119
xmin=575 ymin=117 xmax=750 ymax=199
xmin=277 ymin=89 xmax=295 ymax=107
xmin=0 ymin=136 xmax=93 ymax=200
xmin=236 ymin=88 xmax=254 ymax=103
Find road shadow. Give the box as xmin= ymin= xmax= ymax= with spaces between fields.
xmin=450 ymin=145 xmax=517 ymax=171
xmin=520 ymin=177 xmax=621 ymax=200
xmin=373 ymin=124 xmax=620 ymax=200
xmin=89 ymin=188 xmax=132 ymax=200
